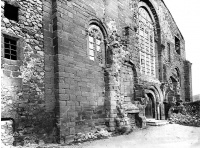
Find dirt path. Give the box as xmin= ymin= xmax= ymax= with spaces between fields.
xmin=76 ymin=124 xmax=200 ymax=148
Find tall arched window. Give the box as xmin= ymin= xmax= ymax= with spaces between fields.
xmin=88 ymin=24 xmax=104 ymax=64
xmin=138 ymin=7 xmax=155 ymax=77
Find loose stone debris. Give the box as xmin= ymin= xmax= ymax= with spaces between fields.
xmin=169 ymin=101 xmax=200 ymax=127
xmin=169 ymin=113 xmax=200 ymax=127
xmin=72 ymin=128 xmax=112 ymax=144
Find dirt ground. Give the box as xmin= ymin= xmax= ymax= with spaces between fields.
xmin=74 ymin=124 xmax=200 ymax=148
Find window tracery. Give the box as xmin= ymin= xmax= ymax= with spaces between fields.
xmin=88 ymin=25 xmax=104 ymax=64
xmin=138 ymin=7 xmax=155 ymax=76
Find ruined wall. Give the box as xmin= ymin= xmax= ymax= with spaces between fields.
xmin=1 ymin=0 xmax=192 ymax=144
xmin=49 ymin=0 xmax=140 ymax=141
xmin=51 ymin=0 xmax=108 ymax=142
xmin=0 ymin=0 xmax=52 ymax=144
xmin=1 ymin=0 xmax=44 ymax=117
xmin=120 ymin=64 xmax=135 ymax=104
xmin=184 ymin=60 xmax=193 ymax=102
xmin=151 ymin=0 xmax=188 ymax=101
xmin=49 ymin=0 xmax=192 ymax=141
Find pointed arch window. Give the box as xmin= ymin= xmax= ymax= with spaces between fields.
xmin=88 ymin=25 xmax=104 ymax=64
xmin=138 ymin=7 xmax=155 ymax=77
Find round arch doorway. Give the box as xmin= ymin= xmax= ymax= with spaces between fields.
xmin=145 ymin=93 xmax=156 ymax=119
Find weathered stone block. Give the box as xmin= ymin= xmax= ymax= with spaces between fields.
xmin=67 ymin=111 xmax=78 ymax=118
xmin=59 ymin=101 xmax=66 ymax=106
xmin=59 ymin=94 xmax=70 ymax=101
xmin=3 ymin=69 xmax=11 ymax=77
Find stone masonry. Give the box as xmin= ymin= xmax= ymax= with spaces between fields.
xmin=1 ymin=0 xmax=46 ymax=145
xmin=1 ymin=0 xmax=193 ymax=144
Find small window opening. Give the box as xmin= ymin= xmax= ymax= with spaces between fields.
xmin=4 ymin=37 xmax=18 ymax=60
xmin=175 ymin=36 xmax=180 ymax=55
xmin=4 ymin=3 xmax=19 ymax=22
xmin=167 ymin=42 xmax=171 ymax=62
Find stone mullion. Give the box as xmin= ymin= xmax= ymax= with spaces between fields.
xmin=93 ymin=38 xmax=97 ymax=61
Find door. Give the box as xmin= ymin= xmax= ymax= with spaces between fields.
xmin=145 ymin=98 xmax=153 ymax=118
xmin=145 ymin=93 xmax=155 ymax=118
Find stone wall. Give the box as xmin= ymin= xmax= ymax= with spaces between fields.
xmin=184 ymin=60 xmax=193 ymax=102
xmin=120 ymin=64 xmax=135 ymax=104
xmin=51 ymin=0 xmax=108 ymax=142
xmin=1 ymin=0 xmax=44 ymax=117
xmin=149 ymin=0 xmax=187 ymax=102
xmin=46 ymin=0 xmax=193 ymax=141
xmin=1 ymin=0 xmax=193 ymax=144
xmin=1 ymin=0 xmax=49 ymax=144
xmin=43 ymin=0 xmax=55 ymax=112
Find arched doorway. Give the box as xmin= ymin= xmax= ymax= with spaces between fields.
xmin=145 ymin=93 xmax=155 ymax=119
xmin=164 ymin=76 xmax=180 ymax=119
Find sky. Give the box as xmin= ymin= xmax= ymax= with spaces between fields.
xmin=164 ymin=0 xmax=200 ymax=96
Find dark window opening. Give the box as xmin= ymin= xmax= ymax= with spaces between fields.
xmin=4 ymin=37 xmax=17 ymax=60
xmin=175 ymin=37 xmax=180 ymax=55
xmin=167 ymin=43 xmax=171 ymax=62
xmin=4 ymin=3 xmax=19 ymax=22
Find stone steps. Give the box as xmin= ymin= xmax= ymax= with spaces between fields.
xmin=146 ymin=119 xmax=169 ymax=126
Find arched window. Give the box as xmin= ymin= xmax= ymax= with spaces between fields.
xmin=88 ymin=24 xmax=104 ymax=64
xmin=138 ymin=7 xmax=155 ymax=77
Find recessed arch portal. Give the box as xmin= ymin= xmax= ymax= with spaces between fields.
xmin=144 ymin=85 xmax=163 ymax=120
xmin=145 ymin=92 xmax=156 ymax=118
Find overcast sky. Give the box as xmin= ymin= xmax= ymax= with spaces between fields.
xmin=163 ymin=0 xmax=200 ymax=95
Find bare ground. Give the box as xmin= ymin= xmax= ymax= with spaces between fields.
xmin=74 ymin=124 xmax=200 ymax=148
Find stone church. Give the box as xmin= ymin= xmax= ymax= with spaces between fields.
xmin=1 ymin=0 xmax=193 ymax=143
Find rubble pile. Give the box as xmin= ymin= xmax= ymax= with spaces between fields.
xmin=169 ymin=113 xmax=200 ymax=127
xmin=169 ymin=101 xmax=200 ymax=127
xmin=73 ymin=128 xmax=112 ymax=143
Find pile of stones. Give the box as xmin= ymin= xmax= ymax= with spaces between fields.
xmin=169 ymin=101 xmax=200 ymax=127
xmin=73 ymin=128 xmax=111 ymax=143
xmin=169 ymin=113 xmax=200 ymax=127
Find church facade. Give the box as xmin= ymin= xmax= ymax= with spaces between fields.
xmin=1 ymin=0 xmax=192 ymax=143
